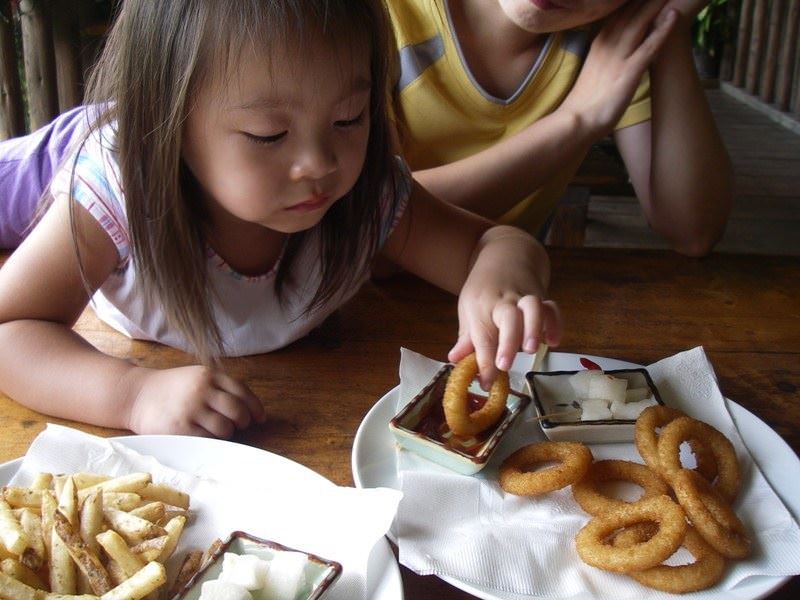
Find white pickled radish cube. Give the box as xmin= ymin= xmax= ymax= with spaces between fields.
xmin=586 ymin=374 xmax=627 ymax=404
xmin=580 ymin=399 xmax=612 ymax=421
xmin=569 ymin=370 xmax=603 ymax=397
xmin=219 ymin=552 xmax=269 ymax=590
xmin=610 ymin=397 xmax=657 ymax=420
xmin=199 ymin=580 xmax=253 ymax=600
xmin=261 ymin=551 xmax=308 ymax=600
xmin=625 ymin=387 xmax=651 ymax=403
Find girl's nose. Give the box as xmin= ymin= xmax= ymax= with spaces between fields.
xmin=290 ymin=139 xmax=337 ymax=182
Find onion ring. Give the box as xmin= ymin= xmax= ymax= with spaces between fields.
xmin=671 ymin=469 xmax=751 ymax=559
xmin=657 ymin=416 xmax=740 ymax=502
xmin=575 ymin=495 xmax=687 ymax=573
xmin=443 ymin=353 xmax=509 ymax=436
xmin=612 ymin=525 xmax=726 ymax=593
xmin=499 ymin=442 xmax=592 ymax=496
xmin=572 ymin=460 xmax=670 ymax=516
xmin=635 ymin=406 xmax=719 ymax=482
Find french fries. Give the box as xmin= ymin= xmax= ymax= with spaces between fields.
xmin=0 ymin=472 xmax=193 ymax=600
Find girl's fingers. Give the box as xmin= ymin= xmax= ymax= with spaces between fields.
xmin=493 ymin=303 xmax=523 ymax=372
xmin=448 ymin=331 xmax=474 ymax=363
xmin=469 ymin=317 xmax=500 ymax=390
xmin=207 ymin=390 xmax=252 ymax=430
xmin=619 ymin=0 xmax=670 ymax=47
xmin=185 ymin=424 xmax=216 ymax=438
xmin=517 ymin=295 xmax=543 ymax=353
xmin=626 ymin=9 xmax=678 ymax=73
xmin=213 ymin=372 xmax=266 ymax=424
xmin=193 ymin=408 xmax=235 ymax=440
xmin=542 ymin=300 xmax=563 ymax=347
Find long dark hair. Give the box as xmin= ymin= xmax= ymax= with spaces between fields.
xmin=80 ymin=0 xmax=400 ymax=361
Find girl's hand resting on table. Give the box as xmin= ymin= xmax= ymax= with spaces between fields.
xmin=126 ymin=366 xmax=266 ymax=438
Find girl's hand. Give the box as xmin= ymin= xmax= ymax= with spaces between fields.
xmin=560 ymin=0 xmax=678 ymax=138
xmin=447 ymin=226 xmax=563 ymax=387
xmin=127 ymin=366 xmax=266 ymax=438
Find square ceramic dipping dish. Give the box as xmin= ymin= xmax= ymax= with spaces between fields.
xmin=389 ymin=364 xmax=530 ymax=475
xmin=526 ymin=368 xmax=664 ymax=444
xmin=173 ymin=531 xmax=342 ymax=600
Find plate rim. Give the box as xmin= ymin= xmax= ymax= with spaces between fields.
xmin=0 ymin=433 xmax=404 ymax=600
xmin=351 ymin=351 xmax=798 ymax=600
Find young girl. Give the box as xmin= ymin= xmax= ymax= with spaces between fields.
xmin=0 ymin=0 xmax=560 ymax=439
xmin=387 ymin=0 xmax=732 ymax=255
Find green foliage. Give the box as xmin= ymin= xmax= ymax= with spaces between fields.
xmin=692 ymin=0 xmax=735 ymax=58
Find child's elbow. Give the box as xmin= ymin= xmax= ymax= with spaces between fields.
xmin=672 ymin=234 xmax=719 ymax=258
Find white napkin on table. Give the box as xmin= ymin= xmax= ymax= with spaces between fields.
xmin=8 ymin=424 xmax=402 ymax=600
xmin=394 ymin=347 xmax=800 ymax=598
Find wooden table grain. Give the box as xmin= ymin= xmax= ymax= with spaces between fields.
xmin=1 ymin=248 xmax=798 ymax=598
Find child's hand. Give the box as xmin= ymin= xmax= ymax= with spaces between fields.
xmin=447 ymin=226 xmax=563 ymax=389
xmin=662 ymin=0 xmax=710 ymax=21
xmin=127 ymin=366 xmax=266 ymax=438
xmin=560 ymin=0 xmax=678 ymax=138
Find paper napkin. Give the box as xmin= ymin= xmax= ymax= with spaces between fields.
xmin=394 ymin=347 xmax=800 ymax=598
xmin=8 ymin=424 xmax=402 ymax=600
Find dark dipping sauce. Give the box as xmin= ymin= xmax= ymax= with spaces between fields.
xmin=413 ymin=390 xmax=508 ymax=456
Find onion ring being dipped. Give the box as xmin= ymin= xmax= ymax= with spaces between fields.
xmin=443 ymin=353 xmax=509 ymax=436
xmin=572 ymin=460 xmax=670 ymax=516
xmin=635 ymin=406 xmax=719 ymax=482
xmin=575 ymin=495 xmax=687 ymax=573
xmin=612 ymin=524 xmax=726 ymax=593
xmin=658 ymin=416 xmax=740 ymax=502
xmin=499 ymin=441 xmax=592 ymax=496
xmin=671 ymin=469 xmax=751 ymax=559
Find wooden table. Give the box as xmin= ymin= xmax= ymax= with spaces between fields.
xmin=1 ymin=248 xmax=798 ymax=598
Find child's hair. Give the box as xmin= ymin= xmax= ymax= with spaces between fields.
xmin=76 ymin=0 xmax=400 ymax=362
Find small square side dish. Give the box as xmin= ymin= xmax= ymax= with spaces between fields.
xmin=389 ymin=364 xmax=530 ymax=475
xmin=173 ymin=531 xmax=342 ymax=600
xmin=526 ymin=368 xmax=664 ymax=444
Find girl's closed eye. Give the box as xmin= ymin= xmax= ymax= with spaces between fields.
xmin=243 ymin=131 xmax=287 ymax=145
xmin=334 ymin=109 xmax=367 ymax=129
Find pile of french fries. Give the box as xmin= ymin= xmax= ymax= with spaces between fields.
xmin=0 ymin=471 xmax=199 ymax=600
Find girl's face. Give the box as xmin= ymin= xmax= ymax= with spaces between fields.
xmin=496 ymin=0 xmax=628 ymax=32
xmin=182 ymin=36 xmax=372 ymax=235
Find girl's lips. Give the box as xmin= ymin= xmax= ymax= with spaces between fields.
xmin=286 ymin=194 xmax=330 ymax=212
xmin=530 ymin=0 xmax=558 ymax=9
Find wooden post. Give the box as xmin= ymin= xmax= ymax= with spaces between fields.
xmin=19 ymin=0 xmax=58 ymax=131
xmin=776 ymin=0 xmax=799 ymax=110
xmin=733 ymin=0 xmax=754 ymax=87
xmin=52 ymin=0 xmax=82 ymax=111
xmin=745 ymin=0 xmax=768 ymax=94
xmin=0 ymin=0 xmax=25 ymax=139
xmin=760 ymin=0 xmax=786 ymax=103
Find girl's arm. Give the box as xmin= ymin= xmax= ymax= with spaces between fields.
xmin=382 ymin=182 xmax=561 ymax=386
xmin=616 ymin=13 xmax=732 ymax=257
xmin=407 ymin=0 xmax=678 ymax=221
xmin=0 ymin=196 xmax=263 ymax=437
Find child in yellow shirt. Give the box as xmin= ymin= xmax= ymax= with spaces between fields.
xmin=388 ymin=0 xmax=731 ymax=255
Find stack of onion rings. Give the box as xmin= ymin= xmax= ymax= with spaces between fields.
xmin=571 ymin=459 xmax=670 ymax=516
xmin=575 ymin=495 xmax=687 ymax=573
xmin=612 ymin=525 xmax=726 ymax=593
xmin=443 ymin=353 xmax=509 ymax=436
xmin=635 ymin=406 xmax=718 ymax=482
xmin=499 ymin=441 xmax=592 ymax=496
xmin=657 ymin=416 xmax=740 ymax=502
xmin=671 ymin=469 xmax=751 ymax=559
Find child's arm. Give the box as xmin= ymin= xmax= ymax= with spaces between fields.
xmin=0 ymin=196 xmax=264 ymax=437
xmin=406 ymin=0 xmax=678 ymax=221
xmin=382 ymin=182 xmax=561 ymax=386
xmin=615 ymin=3 xmax=732 ymax=256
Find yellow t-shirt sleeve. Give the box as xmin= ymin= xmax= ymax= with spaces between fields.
xmin=614 ymin=71 xmax=651 ymax=130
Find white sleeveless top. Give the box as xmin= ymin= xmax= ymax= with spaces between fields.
xmin=49 ymin=123 xmax=409 ymax=356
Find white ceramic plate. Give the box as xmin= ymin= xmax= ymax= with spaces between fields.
xmin=0 ymin=435 xmax=403 ymax=600
xmin=352 ymin=352 xmax=800 ymax=600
